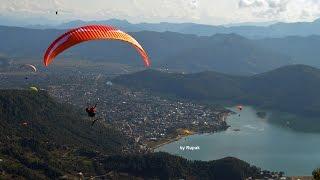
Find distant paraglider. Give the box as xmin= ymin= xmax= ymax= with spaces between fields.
xmin=43 ymin=25 xmax=151 ymax=67
xmin=106 ymin=81 xmax=113 ymax=86
xmin=20 ymin=64 xmax=37 ymax=80
xmin=20 ymin=64 xmax=37 ymax=72
xmin=237 ymin=105 xmax=243 ymax=117
xmin=30 ymin=86 xmax=38 ymax=92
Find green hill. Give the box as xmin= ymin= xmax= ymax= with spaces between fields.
xmin=0 ymin=90 xmax=127 ymax=152
xmin=114 ymin=69 xmax=244 ymax=103
xmin=103 ymin=152 xmax=260 ymax=180
xmin=0 ymin=90 xmax=128 ymax=178
xmin=115 ymin=65 xmax=320 ymax=120
xmin=242 ymin=65 xmax=320 ymax=116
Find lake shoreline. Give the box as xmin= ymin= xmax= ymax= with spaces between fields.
xmin=151 ymin=112 xmax=231 ymax=151
xmin=154 ymin=106 xmax=320 ymax=176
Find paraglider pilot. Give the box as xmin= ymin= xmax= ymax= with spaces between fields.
xmin=86 ymin=104 xmax=100 ymax=126
xmin=86 ymin=104 xmax=97 ymax=117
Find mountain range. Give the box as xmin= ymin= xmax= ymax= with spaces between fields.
xmin=27 ymin=18 xmax=320 ymax=39
xmin=2 ymin=22 xmax=320 ymax=75
xmin=2 ymin=25 xmax=320 ymax=75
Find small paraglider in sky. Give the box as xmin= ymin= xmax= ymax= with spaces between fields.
xmin=106 ymin=81 xmax=113 ymax=86
xmin=20 ymin=64 xmax=37 ymax=80
xmin=30 ymin=86 xmax=38 ymax=92
xmin=237 ymin=105 xmax=243 ymax=117
xmin=20 ymin=64 xmax=37 ymax=72
xmin=56 ymin=11 xmax=58 ymax=15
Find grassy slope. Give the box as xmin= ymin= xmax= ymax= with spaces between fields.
xmin=0 ymin=90 xmax=128 ymax=178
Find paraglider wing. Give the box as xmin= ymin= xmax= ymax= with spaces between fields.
xmin=43 ymin=25 xmax=151 ymax=67
xmin=20 ymin=64 xmax=37 ymax=72
xmin=237 ymin=105 xmax=243 ymax=111
xmin=30 ymin=87 xmax=38 ymax=92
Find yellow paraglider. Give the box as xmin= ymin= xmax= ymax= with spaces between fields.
xmin=30 ymin=87 xmax=38 ymax=92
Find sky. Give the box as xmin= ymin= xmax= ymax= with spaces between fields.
xmin=1 ymin=0 xmax=320 ymax=26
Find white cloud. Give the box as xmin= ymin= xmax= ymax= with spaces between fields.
xmin=1 ymin=0 xmax=320 ymax=25
xmin=238 ymin=0 xmax=320 ymax=22
xmin=188 ymin=0 xmax=199 ymax=10
xmin=130 ymin=0 xmax=202 ymax=21
xmin=0 ymin=0 xmax=63 ymax=14
xmin=0 ymin=0 xmax=240 ymax=25
xmin=239 ymin=0 xmax=265 ymax=8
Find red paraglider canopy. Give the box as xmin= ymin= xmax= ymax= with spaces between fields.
xmin=43 ymin=25 xmax=151 ymax=67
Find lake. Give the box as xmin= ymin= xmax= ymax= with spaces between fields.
xmin=156 ymin=106 xmax=320 ymax=176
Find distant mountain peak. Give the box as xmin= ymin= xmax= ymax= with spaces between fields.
xmin=18 ymin=18 xmax=320 ymax=38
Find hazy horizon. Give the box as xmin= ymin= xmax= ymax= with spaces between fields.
xmin=1 ymin=0 xmax=320 ymax=26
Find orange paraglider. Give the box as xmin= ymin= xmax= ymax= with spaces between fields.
xmin=43 ymin=25 xmax=151 ymax=67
